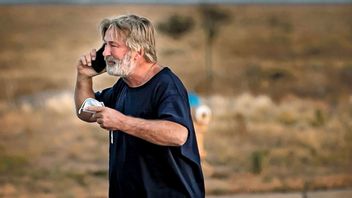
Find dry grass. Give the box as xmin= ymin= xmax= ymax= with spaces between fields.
xmin=0 ymin=4 xmax=352 ymax=197
xmin=204 ymin=94 xmax=352 ymax=194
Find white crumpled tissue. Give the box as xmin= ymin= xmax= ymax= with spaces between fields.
xmin=78 ymin=98 xmax=104 ymax=114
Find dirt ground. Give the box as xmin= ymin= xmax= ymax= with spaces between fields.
xmin=0 ymin=4 xmax=352 ymax=197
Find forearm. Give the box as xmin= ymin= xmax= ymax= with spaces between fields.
xmin=74 ymin=74 xmax=95 ymax=122
xmin=120 ymin=116 xmax=188 ymax=146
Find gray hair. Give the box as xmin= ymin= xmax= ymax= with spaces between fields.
xmin=99 ymin=14 xmax=157 ymax=63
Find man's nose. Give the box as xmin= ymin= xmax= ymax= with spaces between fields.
xmin=102 ymin=45 xmax=111 ymax=57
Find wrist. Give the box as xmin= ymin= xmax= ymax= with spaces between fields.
xmin=76 ymin=72 xmax=93 ymax=82
xmin=119 ymin=114 xmax=130 ymax=132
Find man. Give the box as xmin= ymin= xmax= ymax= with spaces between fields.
xmin=74 ymin=14 xmax=205 ymax=197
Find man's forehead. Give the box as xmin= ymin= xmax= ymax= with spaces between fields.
xmin=104 ymin=27 xmax=124 ymax=43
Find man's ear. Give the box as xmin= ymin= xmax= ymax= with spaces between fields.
xmin=134 ymin=48 xmax=144 ymax=60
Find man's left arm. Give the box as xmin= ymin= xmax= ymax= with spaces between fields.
xmin=87 ymin=106 xmax=188 ymax=146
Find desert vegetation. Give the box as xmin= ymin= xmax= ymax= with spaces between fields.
xmin=0 ymin=4 xmax=351 ymax=197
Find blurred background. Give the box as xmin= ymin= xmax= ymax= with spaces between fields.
xmin=0 ymin=0 xmax=352 ymax=197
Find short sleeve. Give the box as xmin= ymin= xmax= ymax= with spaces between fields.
xmin=155 ymin=84 xmax=201 ymax=164
xmin=95 ymin=79 xmax=124 ymax=108
xmin=95 ymin=87 xmax=114 ymax=108
xmin=157 ymin=93 xmax=190 ymax=130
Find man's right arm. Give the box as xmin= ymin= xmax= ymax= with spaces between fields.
xmin=74 ymin=75 xmax=96 ymax=122
xmin=74 ymin=49 xmax=100 ymax=122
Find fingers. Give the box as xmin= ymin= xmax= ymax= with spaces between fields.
xmin=79 ymin=48 xmax=97 ymax=67
xmin=96 ymin=118 xmax=103 ymax=125
xmin=90 ymin=49 xmax=96 ymax=61
xmin=80 ymin=55 xmax=91 ymax=66
xmin=96 ymin=118 xmax=109 ymax=130
xmin=79 ymin=55 xmax=88 ymax=66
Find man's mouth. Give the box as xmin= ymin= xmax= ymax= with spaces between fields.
xmin=105 ymin=57 xmax=116 ymax=66
xmin=107 ymin=60 xmax=116 ymax=65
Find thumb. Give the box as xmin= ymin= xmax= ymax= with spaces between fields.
xmin=85 ymin=106 xmax=105 ymax=112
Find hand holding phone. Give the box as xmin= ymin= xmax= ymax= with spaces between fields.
xmin=91 ymin=45 xmax=106 ymax=73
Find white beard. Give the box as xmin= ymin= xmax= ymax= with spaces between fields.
xmin=105 ymin=52 xmax=135 ymax=77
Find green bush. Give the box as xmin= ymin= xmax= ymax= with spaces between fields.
xmin=339 ymin=64 xmax=352 ymax=91
xmin=311 ymin=109 xmax=326 ymax=127
xmin=251 ymin=150 xmax=267 ymax=174
xmin=157 ymin=14 xmax=194 ymax=39
xmin=0 ymin=154 xmax=28 ymax=175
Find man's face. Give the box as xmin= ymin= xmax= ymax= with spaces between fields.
xmin=103 ymin=27 xmax=136 ymax=77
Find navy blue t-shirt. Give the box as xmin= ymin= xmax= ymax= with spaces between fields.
xmin=95 ymin=67 xmax=205 ymax=198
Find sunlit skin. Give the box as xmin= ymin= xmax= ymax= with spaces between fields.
xmin=74 ymin=27 xmax=188 ymax=146
xmin=102 ymin=27 xmax=155 ymax=87
xmin=103 ymin=28 xmax=135 ymax=77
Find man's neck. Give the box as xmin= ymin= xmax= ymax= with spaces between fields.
xmin=123 ymin=62 xmax=160 ymax=88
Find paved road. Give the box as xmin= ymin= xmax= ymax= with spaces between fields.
xmin=207 ymin=189 xmax=352 ymax=198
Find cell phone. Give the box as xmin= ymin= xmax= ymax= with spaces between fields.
xmin=91 ymin=45 xmax=106 ymax=73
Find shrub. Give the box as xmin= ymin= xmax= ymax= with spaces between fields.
xmin=157 ymin=14 xmax=194 ymax=39
xmin=339 ymin=64 xmax=352 ymax=91
xmin=251 ymin=150 xmax=267 ymax=174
